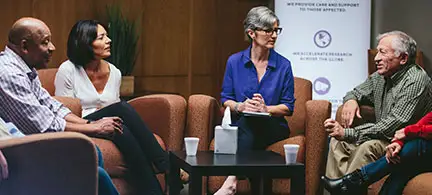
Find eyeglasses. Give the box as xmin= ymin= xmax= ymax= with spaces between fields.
xmin=255 ymin=27 xmax=283 ymax=35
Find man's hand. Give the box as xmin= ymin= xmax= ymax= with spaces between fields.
xmin=385 ymin=142 xmax=402 ymax=164
xmin=0 ymin=151 xmax=8 ymax=181
xmin=91 ymin=117 xmax=124 ymax=137
xmin=341 ymin=100 xmax=362 ymax=128
xmin=392 ymin=129 xmax=406 ymax=142
xmin=324 ymin=119 xmax=345 ymax=140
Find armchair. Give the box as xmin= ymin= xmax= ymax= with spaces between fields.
xmin=335 ymin=105 xmax=432 ymax=195
xmin=37 ymin=68 xmax=187 ymax=195
xmin=186 ymin=77 xmax=331 ymax=195
xmin=0 ymin=132 xmax=98 ymax=195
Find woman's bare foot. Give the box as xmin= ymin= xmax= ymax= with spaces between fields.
xmin=214 ymin=176 xmax=237 ymax=195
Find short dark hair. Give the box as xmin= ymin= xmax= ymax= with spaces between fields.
xmin=67 ymin=20 xmax=101 ymax=67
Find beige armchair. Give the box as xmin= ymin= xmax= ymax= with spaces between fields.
xmin=186 ymin=77 xmax=331 ymax=195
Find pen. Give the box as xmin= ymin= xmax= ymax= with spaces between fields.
xmin=242 ymin=93 xmax=250 ymax=101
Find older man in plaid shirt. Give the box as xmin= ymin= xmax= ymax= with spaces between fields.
xmin=324 ymin=31 xmax=432 ymax=179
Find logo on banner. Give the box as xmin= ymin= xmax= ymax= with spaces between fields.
xmin=314 ymin=30 xmax=332 ymax=48
xmin=314 ymin=77 xmax=331 ymax=95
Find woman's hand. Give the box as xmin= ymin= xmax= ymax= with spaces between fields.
xmin=247 ymin=93 xmax=268 ymax=112
xmin=91 ymin=117 xmax=124 ymax=137
xmin=392 ymin=129 xmax=406 ymax=142
xmin=243 ymin=98 xmax=261 ymax=112
xmin=0 ymin=151 xmax=8 ymax=181
xmin=385 ymin=142 xmax=402 ymax=164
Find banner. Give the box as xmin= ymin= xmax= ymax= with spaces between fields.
xmin=275 ymin=0 xmax=371 ymax=117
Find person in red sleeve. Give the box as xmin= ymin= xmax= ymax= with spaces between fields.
xmin=321 ymin=112 xmax=432 ymax=195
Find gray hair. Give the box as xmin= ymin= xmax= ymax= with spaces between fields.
xmin=377 ymin=31 xmax=417 ymax=63
xmin=243 ymin=6 xmax=279 ymax=37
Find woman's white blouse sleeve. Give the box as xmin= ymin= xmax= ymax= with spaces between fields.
xmin=54 ymin=61 xmax=75 ymax=97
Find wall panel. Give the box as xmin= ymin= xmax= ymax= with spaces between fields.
xmin=1 ymin=0 xmax=270 ymax=98
xmin=33 ymin=0 xmax=97 ymax=68
xmin=0 ymin=0 xmax=33 ymax=49
xmin=141 ymin=0 xmax=190 ymax=76
xmin=213 ymin=0 xmax=270 ymax=99
xmin=135 ymin=76 xmax=189 ymax=97
xmin=191 ymin=75 xmax=214 ymax=96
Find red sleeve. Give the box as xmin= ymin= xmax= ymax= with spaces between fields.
xmin=404 ymin=112 xmax=432 ymax=139
xmin=405 ymin=125 xmax=432 ymax=140
xmin=404 ymin=124 xmax=422 ymax=138
xmin=422 ymin=125 xmax=432 ymax=139
xmin=415 ymin=112 xmax=432 ymax=126
xmin=392 ymin=139 xmax=405 ymax=148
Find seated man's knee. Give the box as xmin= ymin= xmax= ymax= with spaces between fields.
xmin=328 ymin=137 xmax=346 ymax=152
xmin=355 ymin=140 xmax=387 ymax=159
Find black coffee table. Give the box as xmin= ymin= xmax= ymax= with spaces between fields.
xmin=168 ymin=151 xmax=305 ymax=195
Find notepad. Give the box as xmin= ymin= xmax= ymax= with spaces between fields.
xmin=242 ymin=111 xmax=271 ymax=117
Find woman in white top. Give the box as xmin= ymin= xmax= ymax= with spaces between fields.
xmin=55 ymin=59 xmax=121 ymax=117
xmin=55 ymin=20 xmax=167 ymax=195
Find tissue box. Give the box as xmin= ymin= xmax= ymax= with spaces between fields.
xmin=214 ymin=125 xmax=238 ymax=154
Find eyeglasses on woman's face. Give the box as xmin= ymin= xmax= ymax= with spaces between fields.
xmin=255 ymin=27 xmax=283 ymax=35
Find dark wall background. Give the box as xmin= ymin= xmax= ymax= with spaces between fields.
xmin=1 ymin=0 xmax=430 ymax=99
xmin=373 ymin=0 xmax=432 ymax=75
xmin=0 ymin=0 xmax=269 ymax=99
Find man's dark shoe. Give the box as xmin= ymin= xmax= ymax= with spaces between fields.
xmin=321 ymin=169 xmax=367 ymax=194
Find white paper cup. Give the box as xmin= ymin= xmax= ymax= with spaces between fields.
xmin=184 ymin=137 xmax=200 ymax=156
xmin=283 ymin=144 xmax=300 ymax=164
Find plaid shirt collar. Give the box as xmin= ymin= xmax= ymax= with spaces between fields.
xmin=389 ymin=63 xmax=415 ymax=86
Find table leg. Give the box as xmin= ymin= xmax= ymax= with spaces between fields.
xmin=262 ymin=177 xmax=272 ymax=195
xmin=291 ymin=169 xmax=305 ymax=195
xmin=169 ymin=155 xmax=181 ymax=195
xmin=189 ymin=169 xmax=202 ymax=195
xmin=249 ymin=176 xmax=261 ymax=195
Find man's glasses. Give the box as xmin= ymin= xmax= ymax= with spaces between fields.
xmin=255 ymin=27 xmax=283 ymax=35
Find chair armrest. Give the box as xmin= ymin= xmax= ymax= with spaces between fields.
xmin=267 ymin=135 xmax=306 ymax=163
xmin=305 ymin=100 xmax=331 ymax=195
xmin=128 ymin=94 xmax=187 ymax=151
xmin=54 ymin=96 xmax=83 ymax=117
xmin=404 ymin=173 xmax=432 ymax=194
xmin=0 ymin=132 xmax=97 ymax=195
xmin=186 ymin=95 xmax=221 ymax=151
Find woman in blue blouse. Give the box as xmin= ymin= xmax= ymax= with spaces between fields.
xmin=215 ymin=6 xmax=295 ymax=195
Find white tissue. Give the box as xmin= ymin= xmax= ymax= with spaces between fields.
xmin=221 ymin=107 xmax=232 ymax=129
xmin=214 ymin=107 xmax=238 ymax=154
